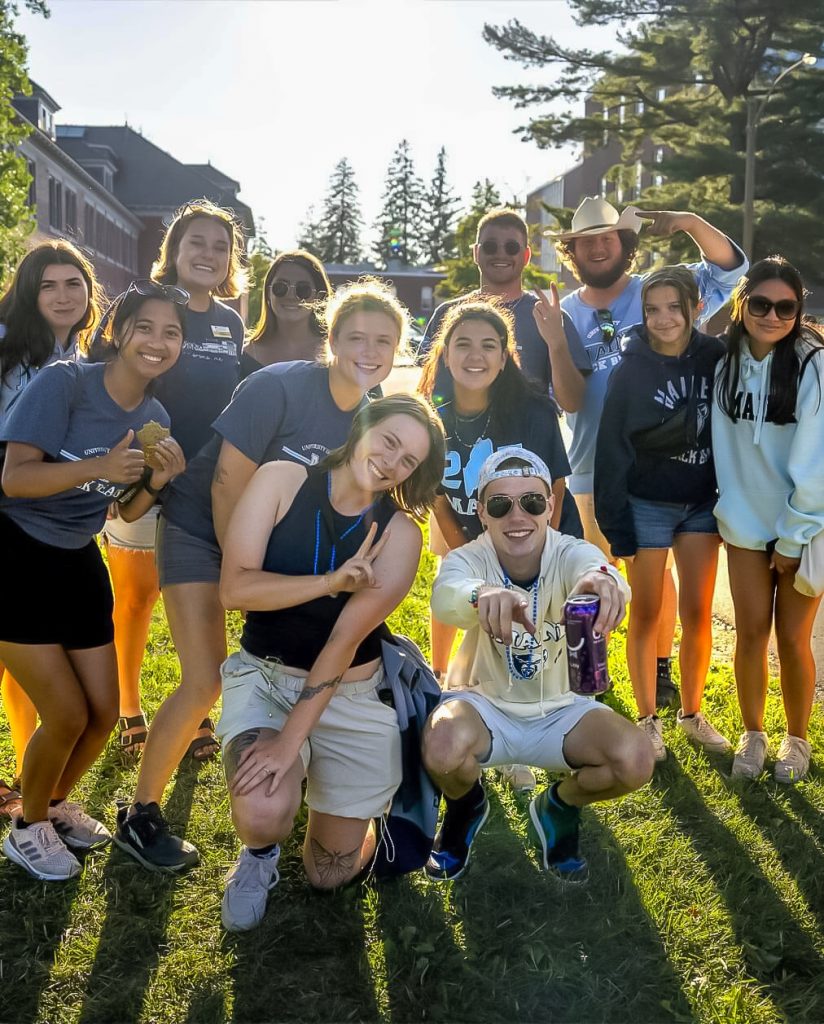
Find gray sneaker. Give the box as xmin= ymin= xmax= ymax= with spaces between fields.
xmin=731 ymin=731 xmax=768 ymax=779
xmin=676 ymin=711 xmax=732 ymax=753
xmin=638 ymin=715 xmax=667 ymax=761
xmin=49 ymin=800 xmax=112 ymax=849
xmin=221 ymin=845 xmax=280 ymax=932
xmin=498 ymin=764 xmax=536 ymax=793
xmin=774 ymin=735 xmax=811 ymax=784
xmin=3 ymin=819 xmax=81 ymax=880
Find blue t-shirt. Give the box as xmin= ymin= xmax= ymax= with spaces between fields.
xmin=162 ymin=361 xmax=367 ymax=544
xmin=420 ymin=291 xmax=591 ymax=399
xmin=561 ymin=243 xmax=747 ymax=493
xmin=153 ymin=299 xmax=243 ymax=460
xmin=0 ymin=361 xmax=170 ymax=548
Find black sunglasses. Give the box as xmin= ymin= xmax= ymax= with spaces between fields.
xmin=270 ymin=279 xmax=318 ymax=301
xmin=485 ymin=492 xmax=548 ymax=519
xmin=596 ymin=308 xmax=616 ymax=343
xmin=93 ymin=280 xmax=190 ymax=348
xmin=747 ymin=295 xmax=799 ymax=321
xmin=480 ymin=238 xmax=523 ymax=257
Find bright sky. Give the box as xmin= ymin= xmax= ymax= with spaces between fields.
xmin=16 ymin=0 xmax=616 ymax=252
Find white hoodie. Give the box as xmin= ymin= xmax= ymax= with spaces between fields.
xmin=712 ymin=338 xmax=824 ymax=558
xmin=431 ymin=529 xmax=630 ymax=718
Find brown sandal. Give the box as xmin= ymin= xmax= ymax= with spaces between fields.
xmin=119 ymin=713 xmax=148 ymax=759
xmin=184 ymin=718 xmax=220 ymax=763
xmin=0 ymin=779 xmax=22 ymax=819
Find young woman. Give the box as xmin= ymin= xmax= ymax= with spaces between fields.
xmin=713 ymin=257 xmax=824 ymax=783
xmin=594 ymin=267 xmax=728 ymax=762
xmin=216 ymin=395 xmax=444 ymax=931
xmin=418 ymin=297 xmax=582 ymax=794
xmin=102 ymin=201 xmax=247 ymax=759
xmin=240 ymin=250 xmax=330 ymax=377
xmin=0 ymin=281 xmax=187 ymax=880
xmin=114 ymin=278 xmax=411 ymax=872
xmin=0 ymin=240 xmax=103 ymax=813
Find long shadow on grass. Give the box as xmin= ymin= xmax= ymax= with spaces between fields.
xmin=377 ymin=786 xmax=693 ymax=1024
xmin=75 ymin=767 xmax=199 ymax=1024
xmin=653 ymin=759 xmax=824 ymax=1022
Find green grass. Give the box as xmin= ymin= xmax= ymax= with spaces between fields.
xmin=2 ymin=543 xmax=824 ymax=1024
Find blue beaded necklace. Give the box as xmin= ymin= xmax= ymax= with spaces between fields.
xmin=501 ymin=572 xmax=540 ymax=681
xmin=312 ymin=474 xmax=374 ymax=575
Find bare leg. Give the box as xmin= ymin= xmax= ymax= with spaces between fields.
xmin=774 ymin=572 xmax=822 ymax=739
xmin=672 ymin=534 xmax=719 ymax=715
xmin=559 ymin=709 xmax=655 ymax=806
xmin=224 ymin=729 xmax=304 ymax=847
xmin=107 ymin=545 xmax=159 ymax=729
xmin=304 ymin=812 xmax=374 ymax=890
xmin=1 ymin=669 xmax=37 ymax=777
xmin=421 ymin=699 xmax=492 ymax=799
xmin=626 ymin=549 xmax=669 ymax=717
xmin=656 ymin=567 xmax=678 ymax=659
xmin=431 ymin=616 xmax=457 ymax=680
xmin=726 ymin=546 xmax=775 ymax=731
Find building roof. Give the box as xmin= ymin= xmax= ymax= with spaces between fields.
xmin=27 ymin=80 xmax=60 ymax=114
xmin=324 ymin=262 xmax=445 ymax=279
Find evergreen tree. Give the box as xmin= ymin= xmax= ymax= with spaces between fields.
xmin=372 ymin=139 xmax=426 ymax=268
xmin=245 ymin=223 xmax=274 ymax=329
xmin=423 ymin=146 xmax=460 ymax=265
xmin=484 ymin=2 xmax=824 ymax=280
xmin=316 ymin=158 xmax=363 ymax=264
xmin=296 ymin=204 xmax=323 ymax=260
xmin=0 ymin=0 xmax=48 ymax=286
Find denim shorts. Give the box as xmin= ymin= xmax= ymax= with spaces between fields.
xmin=156 ymin=514 xmax=222 ymax=588
xmin=628 ymin=496 xmax=718 ymax=549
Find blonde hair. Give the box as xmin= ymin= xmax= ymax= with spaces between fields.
xmin=319 ymin=276 xmax=409 ymax=363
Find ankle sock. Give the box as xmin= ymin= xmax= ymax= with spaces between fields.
xmin=49 ymin=798 xmax=65 ymax=808
xmin=249 ymin=843 xmax=279 ymax=859
xmin=656 ymin=657 xmax=672 ymax=681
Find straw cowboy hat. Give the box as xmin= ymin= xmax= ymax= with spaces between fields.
xmin=545 ymin=196 xmax=645 ymax=241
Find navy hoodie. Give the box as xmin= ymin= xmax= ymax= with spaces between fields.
xmin=594 ymin=324 xmax=725 ymax=557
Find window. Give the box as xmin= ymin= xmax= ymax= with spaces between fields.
xmin=618 ymin=96 xmax=626 ymax=124
xmin=602 ymin=104 xmax=609 ymax=145
xmin=84 ymin=204 xmax=94 ymax=245
xmin=65 ymin=190 xmax=77 ymax=233
xmin=600 ymin=175 xmax=611 ymax=196
xmin=636 ymin=99 xmax=645 ymax=115
xmin=634 ymin=161 xmax=644 ymax=199
xmin=26 ymin=160 xmax=36 ymax=207
xmin=655 ymin=146 xmax=665 ymax=164
xmin=48 ymin=176 xmax=63 ymax=230
xmin=653 ymin=173 xmax=664 ymax=187
xmin=420 ymin=285 xmax=433 ymax=314
xmin=656 ymin=86 xmax=667 ymax=102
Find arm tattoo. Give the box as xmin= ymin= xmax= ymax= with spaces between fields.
xmin=224 ymin=728 xmax=262 ymax=784
xmin=295 ymin=675 xmax=342 ymax=705
xmin=309 ymin=837 xmax=361 ymax=888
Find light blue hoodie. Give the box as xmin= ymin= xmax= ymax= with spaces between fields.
xmin=712 ymin=334 xmax=824 ymax=557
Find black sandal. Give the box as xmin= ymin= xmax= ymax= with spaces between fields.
xmin=119 ymin=713 xmax=148 ymax=759
xmin=185 ymin=718 xmax=220 ymax=763
xmin=0 ymin=778 xmax=22 ymax=819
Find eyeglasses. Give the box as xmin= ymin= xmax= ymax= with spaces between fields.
xmin=480 ymin=238 xmax=523 ymax=257
xmin=596 ymin=308 xmax=616 ymax=343
xmin=484 ymin=492 xmax=548 ymax=519
xmin=747 ymin=295 xmax=799 ymax=321
xmin=270 ymin=279 xmax=317 ymax=301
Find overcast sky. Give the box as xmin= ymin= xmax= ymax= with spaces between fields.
xmin=16 ymin=1 xmax=616 ymax=250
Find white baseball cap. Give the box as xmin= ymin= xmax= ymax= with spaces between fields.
xmin=477 ymin=446 xmax=553 ymax=499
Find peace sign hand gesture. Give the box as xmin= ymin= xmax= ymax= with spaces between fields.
xmin=326 ymin=522 xmax=391 ymax=597
xmin=533 ymin=284 xmax=565 ymax=351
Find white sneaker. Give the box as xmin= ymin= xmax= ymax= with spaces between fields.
xmin=731 ymin=731 xmax=768 ymax=780
xmin=638 ymin=715 xmax=667 ymax=761
xmin=3 ymin=819 xmax=81 ymax=880
xmin=676 ymin=711 xmax=732 ymax=753
xmin=49 ymin=800 xmax=112 ymax=849
xmin=498 ymin=764 xmax=536 ymax=793
xmin=221 ymin=845 xmax=280 ymax=932
xmin=774 ymin=735 xmax=811 ymax=784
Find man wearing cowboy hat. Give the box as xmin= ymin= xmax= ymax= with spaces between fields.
xmin=551 ymin=196 xmax=746 ymax=705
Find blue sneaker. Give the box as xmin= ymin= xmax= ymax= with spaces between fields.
xmin=529 ymin=786 xmax=588 ymax=883
xmin=425 ymin=790 xmax=489 ymax=881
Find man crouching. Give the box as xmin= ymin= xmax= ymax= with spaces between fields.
xmin=423 ymin=447 xmax=654 ymax=882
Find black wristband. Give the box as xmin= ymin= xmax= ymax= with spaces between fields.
xmin=142 ymin=467 xmax=162 ymax=497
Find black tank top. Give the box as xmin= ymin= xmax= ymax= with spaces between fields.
xmin=241 ymin=466 xmax=396 ymax=669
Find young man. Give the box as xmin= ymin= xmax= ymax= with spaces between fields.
xmin=554 ymin=197 xmax=747 ymax=707
xmin=423 ymin=448 xmax=654 ymax=882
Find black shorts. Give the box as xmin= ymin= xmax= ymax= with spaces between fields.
xmin=0 ymin=513 xmax=114 ymax=649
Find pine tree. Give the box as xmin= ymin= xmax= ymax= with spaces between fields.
xmin=372 ymin=140 xmax=426 ymax=268
xmin=316 ymin=158 xmax=363 ymax=264
xmin=296 ymin=204 xmax=323 ymax=259
xmin=437 ymin=180 xmax=502 ymax=298
xmin=423 ymin=146 xmax=460 ymax=265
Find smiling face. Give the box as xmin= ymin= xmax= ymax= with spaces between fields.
xmin=173 ymin=217 xmax=232 ymax=294
xmin=478 ymin=475 xmax=553 ymax=568
xmin=742 ymin=278 xmax=799 ymax=358
xmin=37 ymin=263 xmax=90 ymax=343
xmin=443 ymin=317 xmax=506 ymax=399
xmin=268 ymin=261 xmax=317 ymax=327
xmin=570 ymin=231 xmax=628 ymax=289
xmin=329 ymin=309 xmax=399 ymax=391
xmin=474 ymin=223 xmax=529 ymax=289
xmin=350 ymin=413 xmax=431 ymax=494
xmin=643 ymin=284 xmax=693 ymax=354
xmin=118 ymin=298 xmax=184 ymax=381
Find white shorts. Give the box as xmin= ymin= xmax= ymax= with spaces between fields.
xmin=439 ymin=690 xmax=612 ymax=771
xmin=217 ymin=649 xmax=402 ymax=820
xmin=103 ymin=504 xmax=159 ymax=552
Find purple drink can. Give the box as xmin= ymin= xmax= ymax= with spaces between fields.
xmin=563 ymin=594 xmax=610 ymax=696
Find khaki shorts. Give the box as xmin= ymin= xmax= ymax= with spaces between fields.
xmin=217 ymin=649 xmax=401 ymax=820
xmin=103 ymin=504 xmax=159 ymax=551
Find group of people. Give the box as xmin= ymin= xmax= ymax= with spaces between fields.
xmin=0 ymin=192 xmax=821 ymax=937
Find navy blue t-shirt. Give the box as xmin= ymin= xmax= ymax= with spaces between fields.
xmin=0 ymin=361 xmax=170 ymax=548
xmin=162 ymin=361 xmax=367 ymax=544
xmin=153 ymin=299 xmax=243 ymax=460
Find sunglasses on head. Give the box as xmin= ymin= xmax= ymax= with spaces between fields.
xmin=270 ymin=279 xmax=318 ymax=301
xmin=480 ymin=238 xmax=523 ymax=257
xmin=127 ymin=279 xmax=190 ymax=306
xmin=484 ymin=491 xmax=548 ymax=519
xmin=747 ymin=295 xmax=799 ymax=321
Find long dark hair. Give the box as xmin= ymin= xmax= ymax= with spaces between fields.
xmin=0 ymin=240 xmax=104 ymax=379
xmin=247 ymin=250 xmax=330 ymax=344
xmin=716 ymin=256 xmax=823 ymax=424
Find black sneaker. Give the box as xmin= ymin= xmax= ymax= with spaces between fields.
xmin=425 ymin=789 xmax=489 ymax=881
xmin=655 ymin=676 xmax=680 ymax=710
xmin=113 ymin=801 xmax=200 ymax=873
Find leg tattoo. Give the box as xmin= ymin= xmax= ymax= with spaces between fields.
xmin=309 ymin=837 xmax=361 ymax=888
xmin=224 ymin=728 xmax=262 ymax=784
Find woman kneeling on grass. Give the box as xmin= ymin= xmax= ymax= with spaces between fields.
xmin=594 ymin=267 xmax=729 ymax=762
xmin=216 ymin=395 xmax=445 ymax=931
xmin=713 ymin=257 xmax=824 ymax=783
xmin=0 ymin=282 xmax=187 ymax=881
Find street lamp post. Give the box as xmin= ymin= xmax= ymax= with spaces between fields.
xmin=742 ymin=52 xmax=817 ymax=260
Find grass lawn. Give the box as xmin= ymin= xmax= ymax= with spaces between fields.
xmin=2 ymin=541 xmax=824 ymax=1024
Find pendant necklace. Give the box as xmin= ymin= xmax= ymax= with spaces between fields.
xmin=500 ymin=571 xmax=541 ymax=683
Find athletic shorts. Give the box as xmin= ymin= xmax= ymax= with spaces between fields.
xmin=156 ymin=514 xmax=222 ymax=588
xmin=217 ymin=648 xmax=401 ymax=820
xmin=0 ymin=513 xmax=114 ymax=648
xmin=628 ymin=496 xmax=718 ymax=549
xmin=438 ymin=690 xmax=612 ymax=771
xmin=103 ymin=504 xmax=159 ymax=551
